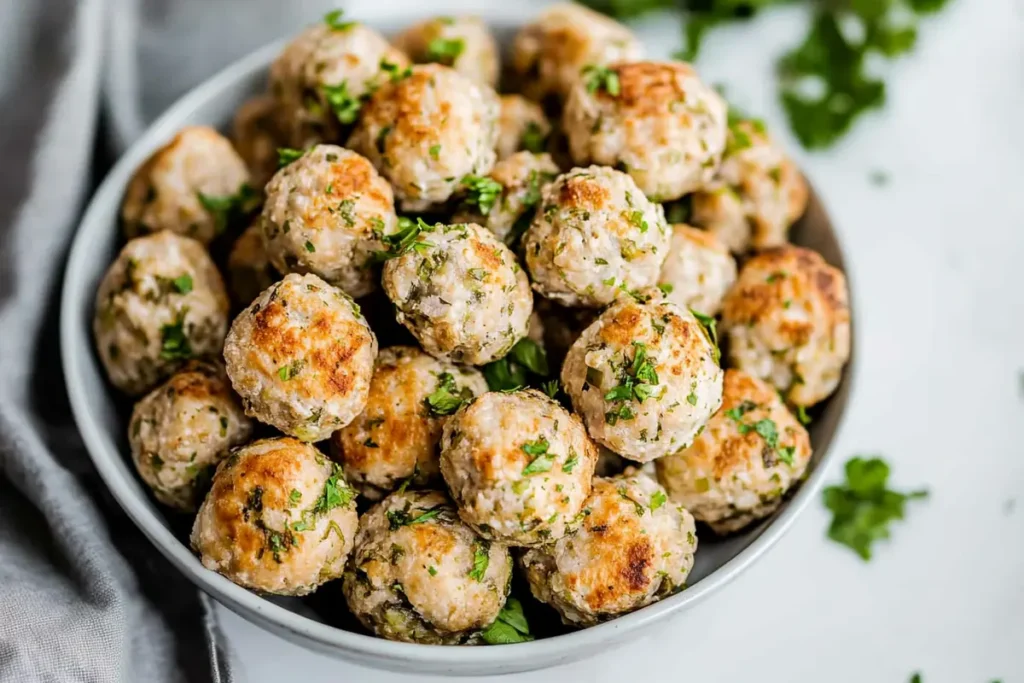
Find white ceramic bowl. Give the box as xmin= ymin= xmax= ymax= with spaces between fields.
xmin=60 ymin=13 xmax=854 ymax=677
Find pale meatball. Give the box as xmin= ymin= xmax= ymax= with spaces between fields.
xmin=451 ymin=152 xmax=559 ymax=244
xmin=128 ymin=361 xmax=252 ymax=511
xmin=260 ymin=145 xmax=397 ymax=298
xmin=512 ymin=2 xmax=643 ymax=103
xmin=122 ymin=126 xmax=252 ymax=245
xmin=381 ymin=222 xmax=533 ymax=365
xmin=223 ymin=273 xmax=377 ymax=441
xmin=658 ymin=224 xmax=737 ymax=316
xmin=269 ymin=17 xmax=409 ymax=147
xmin=347 ymin=64 xmax=500 ymax=211
xmin=332 ymin=347 xmax=489 ymax=500
xmin=496 ymin=95 xmax=553 ymax=160
xmin=561 ymin=290 xmax=723 ymax=462
xmin=93 ymin=232 xmax=230 ymax=396
xmin=691 ymin=118 xmax=809 ymax=253
xmin=563 ymin=61 xmax=728 ymax=202
xmin=191 ymin=437 xmax=359 ymax=596
xmin=393 ymin=16 xmax=500 ymax=88
xmin=342 ymin=490 xmax=512 ymax=644
xmin=720 ymin=246 xmax=850 ymax=407
xmin=520 ymin=473 xmax=697 ymax=626
xmin=227 ymin=222 xmax=278 ymax=309
xmin=523 ymin=166 xmax=668 ymax=308
xmin=439 ymin=389 xmax=599 ymax=546
xmin=655 ymin=369 xmax=812 ymax=534
xmin=231 ymin=95 xmax=284 ymax=190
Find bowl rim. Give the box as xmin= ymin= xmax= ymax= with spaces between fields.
xmin=60 ymin=31 xmax=856 ymax=667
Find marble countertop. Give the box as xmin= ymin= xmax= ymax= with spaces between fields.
xmin=216 ymin=0 xmax=1024 ymax=680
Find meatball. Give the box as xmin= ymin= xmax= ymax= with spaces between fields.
xmin=227 ymin=222 xmax=278 ymax=309
xmin=223 ymin=273 xmax=377 ymax=441
xmin=128 ymin=361 xmax=252 ymax=511
xmin=563 ymin=61 xmax=727 ymax=202
xmin=561 ymin=289 xmax=723 ymax=462
xmin=347 ymin=64 xmax=499 ymax=212
xmin=342 ymin=490 xmax=512 ymax=644
xmin=381 ymin=222 xmax=533 ymax=365
xmin=393 ymin=16 xmax=500 ymax=88
xmin=332 ymin=347 xmax=489 ymax=500
xmin=520 ymin=473 xmax=697 ymax=626
xmin=720 ymin=246 xmax=850 ymax=407
xmin=523 ymin=166 xmax=669 ymax=308
xmin=260 ymin=145 xmax=397 ymax=298
xmin=231 ymin=95 xmax=285 ymax=190
xmin=451 ymin=152 xmax=559 ymax=244
xmin=191 ymin=437 xmax=359 ymax=596
xmin=269 ymin=17 xmax=409 ymax=147
xmin=691 ymin=117 xmax=809 ymax=253
xmin=94 ymin=232 xmax=229 ymax=396
xmin=496 ymin=95 xmax=553 ymax=160
xmin=511 ymin=3 xmax=643 ymax=103
xmin=121 ymin=126 xmax=252 ymax=245
xmin=439 ymin=389 xmax=599 ymax=546
xmin=655 ymin=369 xmax=812 ymax=534
xmin=658 ymin=224 xmax=737 ymax=316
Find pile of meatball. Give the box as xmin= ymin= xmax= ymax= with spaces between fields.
xmin=93 ymin=4 xmax=851 ymax=645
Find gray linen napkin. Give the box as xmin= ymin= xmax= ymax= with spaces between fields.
xmin=0 ymin=0 xmax=325 ymax=679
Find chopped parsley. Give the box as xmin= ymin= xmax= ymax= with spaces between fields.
xmin=521 ymin=438 xmax=554 ymax=475
xmin=321 ymin=81 xmax=363 ymax=125
xmin=426 ymin=37 xmax=466 ymax=65
xmin=370 ymin=217 xmax=437 ymax=262
xmin=542 ymin=380 xmax=561 ymax=400
xmin=724 ymin=404 xmax=795 ymax=465
xmin=323 ymin=8 xmax=355 ymax=31
xmin=277 ymin=147 xmax=304 ymax=167
xmin=468 ymin=540 xmax=490 ymax=581
xmin=197 ymin=183 xmax=258 ymax=236
xmin=603 ymin=341 xmax=661 ymax=420
xmin=461 ymin=175 xmax=503 ymax=216
xmin=562 ymin=452 xmax=579 ymax=473
xmin=380 ymin=59 xmax=412 ymax=82
xmin=290 ymin=464 xmax=355 ymax=532
xmin=159 ymin=312 xmax=192 ymax=360
xmin=482 ymin=338 xmax=549 ymax=392
xmin=427 ymin=565 xmax=438 ymax=576
xmin=386 ymin=504 xmax=444 ymax=530
xmin=823 ymin=456 xmax=928 ymax=560
xmin=171 ymin=274 xmax=193 ymax=294
xmin=650 ymin=489 xmax=668 ymax=511
xmin=277 ymin=360 xmax=304 ymax=381
xmin=428 ymin=144 xmax=441 ymax=160
xmin=796 ymin=404 xmax=812 ymax=425
xmin=304 ymin=240 xmax=316 ymax=253
xmin=658 ymin=283 xmax=674 ymax=295
xmin=520 ymin=121 xmax=547 ymax=153
xmin=480 ymin=597 xmax=534 ymax=645
xmin=581 ymin=64 xmax=621 ymax=96
xmin=689 ymin=308 xmax=720 ymax=364
xmin=424 ymin=372 xmax=474 ymax=416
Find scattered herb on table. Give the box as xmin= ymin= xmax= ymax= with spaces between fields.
xmin=823 ymin=456 xmax=928 ymax=560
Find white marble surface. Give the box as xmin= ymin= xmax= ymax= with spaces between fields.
xmin=216 ymin=0 xmax=1024 ymax=680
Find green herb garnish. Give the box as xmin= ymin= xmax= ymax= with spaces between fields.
xmin=159 ymin=311 xmax=192 ymax=360
xmin=322 ymin=81 xmax=363 ymax=125
xmin=461 ymin=175 xmax=503 ymax=216
xmin=480 ymin=597 xmax=534 ymax=645
xmin=581 ymin=64 xmax=621 ymax=96
xmin=323 ymin=9 xmax=355 ymax=31
xmin=426 ymin=37 xmax=466 ymax=65
xmin=823 ymin=456 xmax=928 ymax=560
xmin=468 ymin=540 xmax=490 ymax=581
xmin=424 ymin=372 xmax=473 ymax=416
xmin=277 ymin=147 xmax=304 ymax=167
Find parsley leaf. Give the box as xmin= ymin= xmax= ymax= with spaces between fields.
xmin=520 ymin=121 xmax=548 ymax=154
xmin=277 ymin=147 xmax=304 ymax=167
xmin=386 ymin=504 xmax=444 ymax=530
xmin=468 ymin=540 xmax=490 ymax=581
xmin=650 ymin=489 xmax=668 ymax=511
xmin=370 ymin=217 xmax=437 ymax=262
xmin=171 ymin=274 xmax=193 ymax=294
xmin=482 ymin=338 xmax=549 ymax=392
xmin=603 ymin=341 xmax=661 ymax=420
xmin=461 ymin=175 xmax=503 ymax=216
xmin=480 ymin=597 xmax=534 ymax=645
xmin=197 ymin=183 xmax=258 ymax=236
xmin=322 ymin=81 xmax=364 ymax=125
xmin=323 ymin=9 xmax=356 ymax=31
xmin=521 ymin=438 xmax=554 ymax=475
xmin=159 ymin=311 xmax=192 ymax=360
xmin=689 ymin=307 xmax=720 ymax=364
xmin=823 ymin=456 xmax=928 ymax=561
xmin=581 ymin=64 xmax=621 ymax=96
xmin=424 ymin=372 xmax=474 ymax=416
xmin=426 ymin=37 xmax=466 ymax=65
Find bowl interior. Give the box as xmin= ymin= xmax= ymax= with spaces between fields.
xmin=60 ymin=12 xmax=853 ymax=676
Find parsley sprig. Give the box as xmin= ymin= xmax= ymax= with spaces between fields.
xmin=823 ymin=456 xmax=928 ymax=560
xmin=424 ymin=372 xmax=474 ymax=416
xmin=480 ymin=597 xmax=534 ymax=645
xmin=461 ymin=175 xmax=503 ymax=216
xmin=370 ymin=217 xmax=436 ymax=263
